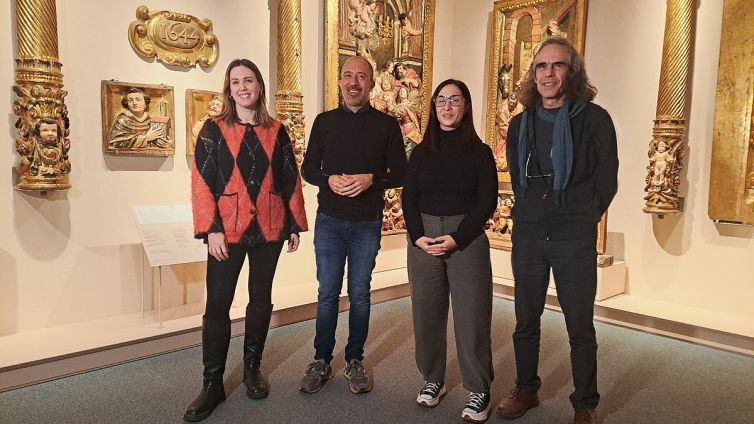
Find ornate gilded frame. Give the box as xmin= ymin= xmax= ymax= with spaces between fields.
xmin=708 ymin=0 xmax=754 ymax=224
xmin=485 ymin=0 xmax=588 ymax=182
xmin=101 ymin=80 xmax=175 ymax=157
xmin=324 ymin=0 xmax=436 ymax=234
xmin=185 ymin=89 xmax=222 ymax=156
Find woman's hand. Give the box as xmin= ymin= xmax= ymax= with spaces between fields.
xmin=416 ymin=235 xmax=457 ymax=256
xmin=207 ymin=232 xmax=229 ymax=261
xmin=432 ymin=235 xmax=457 ymax=255
xmin=415 ymin=236 xmax=443 ymax=256
xmin=287 ymin=233 xmax=300 ymax=253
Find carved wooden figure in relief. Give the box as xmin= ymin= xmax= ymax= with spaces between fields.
xmin=110 ymin=88 xmax=170 ymax=150
xmin=186 ymin=91 xmax=223 ymax=155
xmin=101 ymin=81 xmax=175 ymax=156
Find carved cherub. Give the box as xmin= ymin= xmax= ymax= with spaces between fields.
xmin=649 ymin=140 xmax=673 ymax=190
xmin=25 ymin=118 xmax=70 ymax=177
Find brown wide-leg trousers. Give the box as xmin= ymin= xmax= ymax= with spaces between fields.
xmin=408 ymin=213 xmax=494 ymax=393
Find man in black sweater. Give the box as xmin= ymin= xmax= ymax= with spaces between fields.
xmin=497 ymin=38 xmax=618 ymax=424
xmin=299 ymin=56 xmax=406 ymax=395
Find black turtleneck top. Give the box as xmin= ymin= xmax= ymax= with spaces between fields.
xmin=401 ymin=127 xmax=498 ymax=249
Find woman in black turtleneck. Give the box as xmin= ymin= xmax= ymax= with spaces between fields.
xmin=402 ymin=79 xmax=498 ymax=423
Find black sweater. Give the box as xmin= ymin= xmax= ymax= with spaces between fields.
xmin=302 ymin=105 xmax=407 ymax=221
xmin=402 ymin=128 xmax=498 ymax=249
xmin=506 ymin=102 xmax=618 ymax=241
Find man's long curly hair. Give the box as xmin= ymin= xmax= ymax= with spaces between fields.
xmin=518 ymin=37 xmax=597 ymax=110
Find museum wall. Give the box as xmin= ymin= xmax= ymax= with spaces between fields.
xmin=1 ymin=0 xmax=752 ymax=344
xmin=449 ymin=0 xmax=754 ymax=322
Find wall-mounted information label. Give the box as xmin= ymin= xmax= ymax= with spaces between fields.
xmin=132 ymin=204 xmax=206 ymax=267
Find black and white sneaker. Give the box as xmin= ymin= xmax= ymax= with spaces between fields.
xmin=416 ymin=381 xmax=446 ymax=408
xmin=462 ymin=391 xmax=491 ymax=423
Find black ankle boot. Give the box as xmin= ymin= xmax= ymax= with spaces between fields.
xmin=183 ymin=378 xmax=226 ymax=422
xmin=184 ymin=316 xmax=230 ymax=421
xmin=243 ymin=303 xmax=273 ymax=399
xmin=244 ymin=363 xmax=268 ymax=399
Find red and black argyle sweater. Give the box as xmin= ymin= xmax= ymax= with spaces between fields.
xmin=191 ymin=119 xmax=308 ymax=245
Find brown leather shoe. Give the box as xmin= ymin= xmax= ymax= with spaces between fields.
xmin=495 ymin=386 xmax=540 ymax=419
xmin=573 ymin=408 xmax=596 ymax=424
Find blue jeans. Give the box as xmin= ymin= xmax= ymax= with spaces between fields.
xmin=313 ymin=212 xmax=382 ymax=363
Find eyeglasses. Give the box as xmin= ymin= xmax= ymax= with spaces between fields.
xmin=525 ymin=149 xmax=553 ymax=179
xmin=533 ymin=61 xmax=569 ymax=72
xmin=434 ymin=95 xmax=464 ymax=107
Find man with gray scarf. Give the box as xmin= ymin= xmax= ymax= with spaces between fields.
xmin=498 ymin=37 xmax=618 ymax=424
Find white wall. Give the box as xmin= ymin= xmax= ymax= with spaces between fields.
xmin=1 ymin=0 xmax=751 ymax=341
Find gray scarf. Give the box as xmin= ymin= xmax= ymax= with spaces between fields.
xmin=517 ymin=100 xmax=586 ymax=205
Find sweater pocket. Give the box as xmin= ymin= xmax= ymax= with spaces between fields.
xmin=217 ymin=192 xmax=239 ymax=233
xmin=268 ymin=191 xmax=285 ymax=237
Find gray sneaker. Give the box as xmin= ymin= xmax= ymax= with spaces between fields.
xmin=299 ymin=359 xmax=333 ymax=393
xmin=344 ymin=359 xmax=372 ymax=394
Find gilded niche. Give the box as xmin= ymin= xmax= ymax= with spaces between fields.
xmin=128 ymin=5 xmax=219 ymax=69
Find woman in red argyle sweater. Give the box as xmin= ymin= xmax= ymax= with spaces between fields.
xmin=185 ymin=59 xmax=308 ymax=422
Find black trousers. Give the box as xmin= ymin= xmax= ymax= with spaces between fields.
xmin=511 ymin=235 xmax=599 ymax=410
xmin=204 ymin=242 xmax=284 ymax=320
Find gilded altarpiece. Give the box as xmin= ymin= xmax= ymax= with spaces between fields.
xmin=325 ymin=0 xmax=435 ymax=234
xmin=485 ymin=0 xmax=587 ymax=182
xmin=708 ymin=0 xmax=754 ymax=224
xmin=485 ymin=0 xmax=604 ymax=255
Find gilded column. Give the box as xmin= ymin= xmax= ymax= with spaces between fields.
xmin=13 ymin=0 xmax=71 ymax=191
xmin=276 ymin=0 xmax=306 ymax=171
xmin=643 ymin=0 xmax=695 ymax=215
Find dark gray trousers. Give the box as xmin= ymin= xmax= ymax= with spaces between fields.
xmin=511 ymin=235 xmax=599 ymax=410
xmin=407 ymin=214 xmax=494 ymax=393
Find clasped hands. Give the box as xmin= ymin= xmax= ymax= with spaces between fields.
xmin=415 ymin=235 xmax=457 ymax=256
xmin=328 ymin=173 xmax=373 ymax=197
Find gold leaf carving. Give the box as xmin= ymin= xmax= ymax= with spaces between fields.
xmin=128 ymin=6 xmax=219 ymax=69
